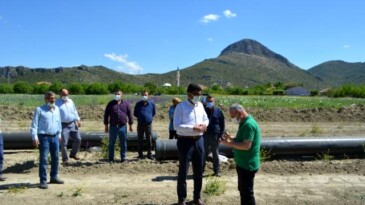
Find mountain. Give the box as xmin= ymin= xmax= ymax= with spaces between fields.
xmin=0 ymin=65 xmax=142 ymax=84
xmin=308 ymin=60 xmax=365 ymax=86
xmin=0 ymin=39 xmax=362 ymax=89
xmin=142 ymin=39 xmax=324 ymax=89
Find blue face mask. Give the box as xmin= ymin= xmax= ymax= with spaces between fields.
xmin=206 ymin=102 xmax=214 ymax=108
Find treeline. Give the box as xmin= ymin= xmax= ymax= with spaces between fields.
xmin=0 ymin=81 xmax=364 ymax=98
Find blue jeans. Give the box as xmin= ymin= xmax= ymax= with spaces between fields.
xmin=108 ymin=125 xmax=127 ymax=161
xmin=38 ymin=134 xmax=59 ymax=183
xmin=177 ymin=137 xmax=204 ymax=201
xmin=0 ymin=134 xmax=3 ymax=176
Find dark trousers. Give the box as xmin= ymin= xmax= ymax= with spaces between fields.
xmin=203 ymin=133 xmax=220 ymax=174
xmin=0 ymin=134 xmax=3 ymax=176
xmin=137 ymin=123 xmax=152 ymax=157
xmin=177 ymin=137 xmax=204 ymax=201
xmin=236 ymin=166 xmax=258 ymax=205
xmin=169 ymin=130 xmax=177 ymax=139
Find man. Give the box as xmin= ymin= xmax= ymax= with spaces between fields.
xmin=173 ymin=83 xmax=209 ymax=205
xmin=30 ymin=91 xmax=64 ymax=189
xmin=0 ymin=116 xmax=6 ymax=181
xmin=219 ymin=103 xmax=261 ymax=205
xmin=56 ymin=88 xmax=82 ymax=165
xmin=104 ymin=90 xmax=133 ymax=163
xmin=133 ymin=91 xmax=156 ymax=159
xmin=168 ymin=98 xmax=181 ymax=139
xmin=203 ymin=95 xmax=225 ymax=177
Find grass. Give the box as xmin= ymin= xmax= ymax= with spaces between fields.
xmin=0 ymin=94 xmax=364 ymax=109
xmin=203 ymin=176 xmax=227 ymax=196
xmin=317 ymin=150 xmax=334 ymax=162
xmin=260 ymin=149 xmax=273 ymax=162
xmin=72 ymin=186 xmax=84 ymax=197
xmin=7 ymin=186 xmax=27 ymax=194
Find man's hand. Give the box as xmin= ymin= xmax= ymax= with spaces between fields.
xmin=33 ymin=139 xmax=39 ymax=148
xmin=193 ymin=124 xmax=207 ymax=132
xmin=129 ymin=125 xmax=133 ymax=132
xmin=104 ymin=125 xmax=109 ymax=133
xmin=77 ymin=121 xmax=81 ymax=127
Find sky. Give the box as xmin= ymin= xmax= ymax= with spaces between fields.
xmin=0 ymin=0 xmax=364 ymax=74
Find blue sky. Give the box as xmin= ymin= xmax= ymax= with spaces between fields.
xmin=0 ymin=0 xmax=364 ymax=74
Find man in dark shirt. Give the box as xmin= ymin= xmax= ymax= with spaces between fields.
xmin=104 ymin=90 xmax=134 ymax=163
xmin=133 ymin=91 xmax=156 ymax=160
xmin=203 ymin=95 xmax=225 ymax=177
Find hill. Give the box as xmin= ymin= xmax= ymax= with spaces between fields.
xmin=308 ymin=60 xmax=365 ymax=86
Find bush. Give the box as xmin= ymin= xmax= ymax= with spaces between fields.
xmin=68 ymin=83 xmax=85 ymax=94
xmin=13 ymin=82 xmax=33 ymax=94
xmin=0 ymin=84 xmax=13 ymax=94
xmin=85 ymin=83 xmax=109 ymax=94
xmin=273 ymin=90 xmax=284 ymax=95
xmin=32 ymin=84 xmax=50 ymax=94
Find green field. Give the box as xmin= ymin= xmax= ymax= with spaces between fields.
xmin=0 ymin=94 xmax=364 ymax=109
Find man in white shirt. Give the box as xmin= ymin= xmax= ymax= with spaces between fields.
xmin=173 ymin=83 xmax=209 ymax=205
xmin=55 ymin=88 xmax=82 ymax=165
xmin=0 ymin=116 xmax=5 ymax=181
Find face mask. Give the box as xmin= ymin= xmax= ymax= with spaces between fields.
xmin=231 ymin=113 xmax=240 ymax=124
xmin=115 ymin=95 xmax=122 ymax=101
xmin=61 ymin=96 xmax=69 ymax=101
xmin=206 ymin=102 xmax=214 ymax=108
xmin=142 ymin=96 xmax=148 ymax=101
xmin=192 ymin=96 xmax=200 ymax=104
xmin=47 ymin=102 xmax=55 ymax=108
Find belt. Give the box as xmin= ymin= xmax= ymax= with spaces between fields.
xmin=62 ymin=121 xmax=74 ymax=125
xmin=38 ymin=134 xmax=57 ymax=137
xmin=112 ymin=124 xmax=126 ymax=128
xmin=177 ymin=135 xmax=202 ymax=140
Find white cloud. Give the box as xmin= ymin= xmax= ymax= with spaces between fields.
xmin=223 ymin=10 xmax=237 ymax=18
xmin=207 ymin=38 xmax=213 ymax=42
xmin=343 ymin=45 xmax=350 ymax=49
xmin=104 ymin=53 xmax=143 ymax=74
xmin=201 ymin=14 xmax=220 ymax=23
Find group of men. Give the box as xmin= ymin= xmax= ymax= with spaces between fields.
xmin=1 ymin=83 xmax=261 ymax=205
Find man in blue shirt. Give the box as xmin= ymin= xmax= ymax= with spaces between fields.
xmin=0 ymin=117 xmax=5 ymax=181
xmin=30 ymin=91 xmax=64 ymax=189
xmin=56 ymin=88 xmax=82 ymax=165
xmin=203 ymin=95 xmax=225 ymax=177
xmin=134 ymin=91 xmax=156 ymax=159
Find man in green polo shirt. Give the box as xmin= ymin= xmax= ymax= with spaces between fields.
xmin=219 ymin=103 xmax=260 ymax=205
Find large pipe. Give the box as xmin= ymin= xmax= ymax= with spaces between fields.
xmin=155 ymin=137 xmax=365 ymax=160
xmin=2 ymin=132 xmax=158 ymax=150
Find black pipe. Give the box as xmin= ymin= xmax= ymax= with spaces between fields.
xmin=2 ymin=132 xmax=158 ymax=150
xmin=155 ymin=137 xmax=365 ymax=160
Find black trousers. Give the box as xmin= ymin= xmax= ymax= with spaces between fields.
xmin=137 ymin=123 xmax=152 ymax=157
xmin=236 ymin=166 xmax=258 ymax=205
xmin=169 ymin=130 xmax=177 ymax=139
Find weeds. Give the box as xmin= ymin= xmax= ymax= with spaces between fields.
xmin=203 ymin=176 xmax=227 ymax=196
xmin=317 ymin=150 xmax=334 ymax=162
xmin=260 ymin=148 xmax=273 ymax=162
xmin=72 ymin=186 xmax=84 ymax=197
xmin=310 ymin=124 xmax=322 ymax=136
xmin=7 ymin=186 xmax=27 ymax=194
xmin=57 ymin=192 xmax=64 ymax=197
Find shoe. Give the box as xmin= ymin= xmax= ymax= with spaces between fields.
xmin=0 ymin=175 xmax=6 ymax=181
xmin=213 ymin=172 xmax=221 ymax=177
xmin=69 ymin=155 xmax=81 ymax=160
xmin=109 ymin=160 xmax=115 ymax=164
xmin=39 ymin=182 xmax=48 ymax=189
xmin=147 ymin=155 xmax=154 ymax=160
xmin=137 ymin=155 xmax=144 ymax=160
xmin=193 ymin=199 xmax=206 ymax=205
xmin=50 ymin=177 xmax=64 ymax=184
xmin=177 ymin=200 xmax=186 ymax=205
xmin=120 ymin=159 xmax=126 ymax=163
xmin=62 ymin=160 xmax=69 ymax=166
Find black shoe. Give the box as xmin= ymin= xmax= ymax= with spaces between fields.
xmin=0 ymin=175 xmax=6 ymax=181
xmin=193 ymin=199 xmax=206 ymax=205
xmin=178 ymin=200 xmax=186 ymax=205
xmin=50 ymin=177 xmax=64 ymax=184
xmin=138 ymin=155 xmax=144 ymax=160
xmin=39 ymin=182 xmax=48 ymax=189
xmin=120 ymin=159 xmax=126 ymax=163
xmin=147 ymin=155 xmax=154 ymax=160
xmin=213 ymin=173 xmax=221 ymax=177
xmin=109 ymin=160 xmax=115 ymax=164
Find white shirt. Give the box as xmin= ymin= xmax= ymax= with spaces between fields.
xmin=55 ymin=98 xmax=80 ymax=123
xmin=173 ymin=99 xmax=209 ymax=136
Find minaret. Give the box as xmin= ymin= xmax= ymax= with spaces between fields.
xmin=176 ymin=67 xmax=180 ymax=87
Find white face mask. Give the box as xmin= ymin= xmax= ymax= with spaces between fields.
xmin=142 ymin=96 xmax=148 ymax=101
xmin=231 ymin=113 xmax=240 ymax=124
xmin=192 ymin=96 xmax=200 ymax=104
xmin=61 ymin=96 xmax=69 ymax=101
xmin=47 ymin=102 xmax=55 ymax=108
xmin=115 ymin=95 xmax=122 ymax=101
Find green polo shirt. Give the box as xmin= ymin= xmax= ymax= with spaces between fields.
xmin=233 ymin=115 xmax=261 ymax=171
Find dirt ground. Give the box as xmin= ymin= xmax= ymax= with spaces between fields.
xmin=0 ymin=105 xmax=365 ymax=205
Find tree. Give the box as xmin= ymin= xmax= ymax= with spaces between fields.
xmin=13 ymin=82 xmax=33 ymax=94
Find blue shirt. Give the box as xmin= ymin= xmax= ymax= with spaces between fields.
xmin=30 ymin=104 xmax=62 ymax=140
xmin=55 ymin=98 xmax=80 ymax=123
xmin=205 ymin=106 xmax=225 ymax=136
xmin=168 ymin=105 xmax=176 ymax=131
xmin=133 ymin=100 xmax=156 ymax=125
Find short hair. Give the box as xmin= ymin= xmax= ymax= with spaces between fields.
xmin=45 ymin=91 xmax=56 ymax=99
xmin=206 ymin=94 xmax=213 ymax=100
xmin=187 ymin=83 xmax=202 ymax=93
xmin=172 ymin=97 xmax=181 ymax=105
xmin=141 ymin=90 xmax=148 ymax=95
xmin=229 ymin=103 xmax=245 ymax=112
xmin=114 ymin=89 xmax=122 ymax=93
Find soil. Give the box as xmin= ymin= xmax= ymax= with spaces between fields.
xmin=0 ymin=105 xmax=364 ymax=204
